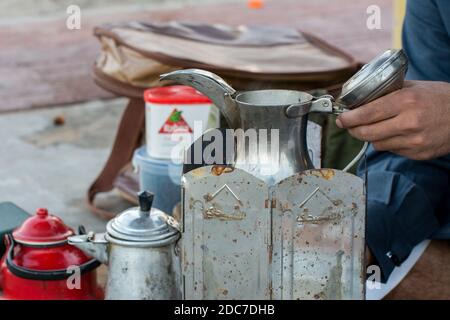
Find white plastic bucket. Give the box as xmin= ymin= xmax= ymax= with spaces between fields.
xmin=144 ymin=85 xmax=219 ymax=161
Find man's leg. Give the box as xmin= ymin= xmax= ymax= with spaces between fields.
xmin=358 ymin=146 xmax=450 ymax=282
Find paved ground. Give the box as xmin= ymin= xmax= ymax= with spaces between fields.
xmin=0 ymin=0 xmax=393 ymax=112
xmin=0 ymin=0 xmax=238 ymax=20
xmin=0 ymin=98 xmax=129 ymax=231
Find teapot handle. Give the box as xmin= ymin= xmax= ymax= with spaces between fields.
xmin=5 ymin=234 xmax=101 ymax=281
xmin=286 ymin=97 xmax=368 ymax=172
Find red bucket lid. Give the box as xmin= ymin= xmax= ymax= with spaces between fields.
xmin=144 ymin=85 xmax=211 ymax=104
xmin=13 ymin=208 xmax=74 ymax=245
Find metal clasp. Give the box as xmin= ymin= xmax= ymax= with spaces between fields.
xmin=165 ymin=215 xmax=181 ymax=232
xmin=285 ymin=95 xmax=348 ymax=118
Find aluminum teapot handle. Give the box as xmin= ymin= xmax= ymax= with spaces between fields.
xmin=286 ymin=96 xmax=366 ymax=172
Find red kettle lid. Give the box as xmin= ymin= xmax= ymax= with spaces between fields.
xmin=12 ymin=208 xmax=74 ymax=245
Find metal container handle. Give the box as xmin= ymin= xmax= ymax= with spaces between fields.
xmin=285 ymin=98 xmax=368 ymax=172
xmin=5 ymin=234 xmax=101 ymax=281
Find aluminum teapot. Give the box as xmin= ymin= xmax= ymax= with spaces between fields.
xmin=161 ymin=49 xmax=408 ymax=183
xmin=68 ymin=191 xmax=181 ymax=300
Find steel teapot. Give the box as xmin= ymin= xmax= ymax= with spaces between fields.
xmin=68 ymin=191 xmax=181 ymax=300
xmin=161 ymin=49 xmax=408 ymax=182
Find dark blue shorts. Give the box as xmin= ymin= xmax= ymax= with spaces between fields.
xmin=358 ymin=145 xmax=450 ymax=282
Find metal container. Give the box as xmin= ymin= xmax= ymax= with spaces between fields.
xmin=162 ymin=49 xmax=408 ymax=300
xmin=181 ymin=167 xmax=365 ymax=299
xmin=69 ymin=191 xmax=181 ymax=300
xmin=160 ymin=49 xmax=408 ymax=181
xmin=133 ymin=146 xmax=183 ymax=214
xmin=0 ymin=208 xmax=102 ymax=300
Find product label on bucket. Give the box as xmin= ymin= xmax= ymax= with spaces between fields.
xmin=146 ymin=102 xmax=219 ymax=161
xmin=159 ymin=109 xmax=193 ymax=134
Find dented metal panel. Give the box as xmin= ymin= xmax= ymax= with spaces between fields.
xmin=182 ymin=167 xmax=366 ymax=300
xmin=272 ymin=169 xmax=366 ymax=300
xmin=182 ymin=166 xmax=271 ymax=299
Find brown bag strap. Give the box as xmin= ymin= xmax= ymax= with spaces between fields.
xmin=86 ymin=98 xmax=145 ymax=220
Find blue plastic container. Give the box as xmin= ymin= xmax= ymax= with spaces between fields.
xmin=132 ymin=147 xmax=182 ymax=214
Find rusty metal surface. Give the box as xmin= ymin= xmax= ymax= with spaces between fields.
xmin=182 ymin=166 xmax=271 ymax=299
xmin=181 ymin=166 xmax=365 ymax=300
xmin=272 ymin=169 xmax=366 ymax=300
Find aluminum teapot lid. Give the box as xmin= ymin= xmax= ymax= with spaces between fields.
xmin=106 ymin=191 xmax=180 ymax=245
xmin=337 ymin=49 xmax=408 ymax=109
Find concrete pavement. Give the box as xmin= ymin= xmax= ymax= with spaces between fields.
xmin=0 ymin=0 xmax=392 ymax=112
xmin=0 ymin=98 xmax=129 ymax=231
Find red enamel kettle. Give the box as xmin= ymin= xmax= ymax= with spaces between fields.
xmin=0 ymin=208 xmax=103 ymax=300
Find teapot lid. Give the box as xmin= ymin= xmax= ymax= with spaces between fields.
xmin=13 ymin=208 xmax=74 ymax=245
xmin=106 ymin=191 xmax=180 ymax=246
xmin=337 ymin=49 xmax=408 ymax=109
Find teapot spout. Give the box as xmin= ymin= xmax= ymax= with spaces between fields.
xmin=68 ymin=233 xmax=109 ymax=265
xmin=160 ymin=69 xmax=240 ymax=128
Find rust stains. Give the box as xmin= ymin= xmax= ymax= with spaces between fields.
xmin=311 ymin=169 xmax=336 ymax=180
xmin=211 ymin=165 xmax=234 ymax=176
xmin=296 ymin=207 xmax=342 ymax=224
xmin=272 ymin=199 xmax=277 ymax=209
xmin=203 ymin=206 xmax=246 ymax=221
xmin=268 ymin=244 xmax=273 ymax=264
xmin=351 ymin=202 xmax=358 ymax=215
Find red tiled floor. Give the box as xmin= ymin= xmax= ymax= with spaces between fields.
xmin=0 ymin=0 xmax=392 ymax=112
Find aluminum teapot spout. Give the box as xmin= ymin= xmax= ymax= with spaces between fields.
xmin=160 ymin=69 xmax=241 ymax=128
xmin=68 ymin=233 xmax=109 ymax=265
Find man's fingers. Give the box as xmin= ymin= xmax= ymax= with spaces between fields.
xmin=402 ymin=80 xmax=415 ymax=88
xmin=372 ymin=136 xmax=410 ymax=153
xmin=336 ymin=91 xmax=400 ymax=128
xmin=373 ymin=133 xmax=435 ymax=160
xmin=347 ymin=116 xmax=403 ymax=142
xmin=372 ymin=139 xmax=428 ymax=160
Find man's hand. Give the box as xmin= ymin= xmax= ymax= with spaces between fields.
xmin=336 ymin=81 xmax=450 ymax=160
